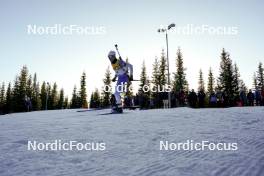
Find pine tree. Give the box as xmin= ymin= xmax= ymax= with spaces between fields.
xmin=89 ymin=92 xmax=94 ymax=108
xmin=139 ymin=61 xmax=146 ymax=92
xmin=40 ymin=82 xmax=47 ymax=110
xmin=233 ymin=63 xmax=241 ymax=100
xmin=63 ymin=97 xmax=69 ymax=109
xmin=26 ymin=75 xmax=33 ymax=100
xmin=150 ymin=51 xmax=169 ymax=108
xmin=0 ymin=83 xmax=5 ymax=114
xmin=152 ymin=57 xmax=160 ymax=88
xmin=0 ymin=83 xmax=2 ymax=105
xmin=71 ymin=85 xmax=78 ymax=108
xmin=151 ymin=57 xmax=160 ymax=108
xmin=45 ymin=83 xmax=52 ymax=110
xmin=198 ymin=69 xmax=205 ymax=91
xmin=239 ymin=80 xmax=247 ymax=91
xmin=32 ymin=73 xmax=41 ymax=110
xmin=159 ymin=49 xmax=167 ymax=86
xmin=0 ymin=83 xmax=5 ymax=104
xmin=90 ymin=89 xmax=101 ymax=108
xmin=94 ymin=89 xmax=101 ymax=108
xmin=79 ymin=72 xmax=88 ymax=108
xmin=186 ymin=82 xmax=190 ymax=93
xmin=48 ymin=83 xmax=57 ymax=109
xmin=138 ymin=61 xmax=150 ymax=108
xmin=253 ymin=73 xmax=258 ymax=90
xmin=0 ymin=83 xmax=1 ymax=104
xmin=173 ymin=48 xmax=188 ymax=93
xmin=125 ymin=58 xmax=133 ymax=97
xmin=257 ymin=62 xmax=264 ymax=88
xmin=101 ymin=67 xmax=112 ymax=107
xmin=57 ymin=88 xmax=64 ymax=109
xmin=46 ymin=83 xmax=53 ymax=109
xmin=35 ymin=82 xmax=41 ymax=110
xmin=17 ymin=66 xmax=29 ymax=112
xmin=207 ymin=67 xmax=215 ymax=95
xmin=217 ymin=49 xmax=235 ymax=106
xmin=5 ymin=82 xmax=12 ymax=113
xmin=12 ymin=76 xmax=20 ymax=112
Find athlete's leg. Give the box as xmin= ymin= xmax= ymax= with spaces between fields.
xmin=114 ymin=88 xmax=122 ymax=105
xmin=114 ymin=75 xmax=128 ymax=105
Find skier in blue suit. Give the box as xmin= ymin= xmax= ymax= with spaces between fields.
xmin=108 ymin=50 xmax=133 ymax=113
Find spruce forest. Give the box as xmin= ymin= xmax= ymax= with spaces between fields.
xmin=0 ymin=48 xmax=264 ymax=114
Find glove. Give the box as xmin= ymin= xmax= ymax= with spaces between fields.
xmin=129 ymin=75 xmax=133 ymax=81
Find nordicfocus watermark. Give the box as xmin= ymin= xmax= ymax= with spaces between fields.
xmin=27 ymin=140 xmax=106 ymax=151
xmin=160 ymin=140 xmax=238 ymax=151
xmin=159 ymin=24 xmax=238 ymax=36
xmin=27 ymin=24 xmax=106 ymax=35
xmin=104 ymin=83 xmax=172 ymax=93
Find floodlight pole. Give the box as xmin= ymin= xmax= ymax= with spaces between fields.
xmin=158 ymin=24 xmax=175 ymax=108
xmin=165 ymin=30 xmax=171 ymax=108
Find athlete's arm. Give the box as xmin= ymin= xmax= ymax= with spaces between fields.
xmin=112 ymin=75 xmax=117 ymax=82
xmin=119 ymin=56 xmax=124 ymax=62
xmin=126 ymin=62 xmax=133 ymax=78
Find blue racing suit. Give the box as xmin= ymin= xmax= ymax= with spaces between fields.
xmin=111 ymin=58 xmax=133 ymax=106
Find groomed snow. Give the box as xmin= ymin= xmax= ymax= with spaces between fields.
xmin=0 ymin=107 xmax=264 ymax=176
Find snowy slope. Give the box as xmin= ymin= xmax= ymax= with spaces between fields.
xmin=0 ymin=107 xmax=264 ymax=176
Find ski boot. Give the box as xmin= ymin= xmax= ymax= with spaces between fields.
xmin=111 ymin=104 xmax=123 ymax=113
xmin=110 ymin=94 xmax=123 ymax=113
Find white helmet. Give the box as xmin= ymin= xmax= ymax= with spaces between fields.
xmin=108 ymin=50 xmax=116 ymax=62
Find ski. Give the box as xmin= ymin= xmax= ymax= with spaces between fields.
xmin=98 ymin=112 xmax=127 ymax=115
xmin=76 ymin=108 xmax=105 ymax=112
xmin=124 ymin=106 xmax=140 ymax=110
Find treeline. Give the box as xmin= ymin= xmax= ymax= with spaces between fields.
xmin=90 ymin=48 xmax=264 ymax=109
xmin=70 ymin=72 xmax=88 ymax=109
xmin=0 ymin=66 xmax=88 ymax=114
xmin=1 ymin=48 xmax=264 ymax=114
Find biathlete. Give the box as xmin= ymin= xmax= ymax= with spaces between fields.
xmin=108 ymin=50 xmax=133 ymax=113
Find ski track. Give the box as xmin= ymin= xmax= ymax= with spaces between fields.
xmin=0 ymin=107 xmax=264 ymax=176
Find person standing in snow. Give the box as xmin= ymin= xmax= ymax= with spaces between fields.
xmin=178 ymin=89 xmax=186 ymax=107
xmin=247 ymin=89 xmax=255 ymax=106
xmin=261 ymin=87 xmax=264 ymax=106
xmin=255 ymin=89 xmax=261 ymax=106
xmin=209 ymin=91 xmax=217 ymax=107
xmin=108 ymin=50 xmax=133 ymax=113
xmin=24 ymin=95 xmax=32 ymax=112
xmin=198 ymin=89 xmax=206 ymax=108
xmin=216 ymin=89 xmax=224 ymax=107
xmin=188 ymin=89 xmax=197 ymax=108
xmin=239 ymin=89 xmax=248 ymax=106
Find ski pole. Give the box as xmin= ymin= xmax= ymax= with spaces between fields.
xmin=115 ymin=44 xmax=122 ymax=58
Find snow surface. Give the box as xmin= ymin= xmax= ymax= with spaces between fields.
xmin=0 ymin=107 xmax=264 ymax=176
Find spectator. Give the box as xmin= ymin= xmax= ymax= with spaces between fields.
xmin=216 ymin=90 xmax=224 ymax=107
xmin=178 ymin=89 xmax=186 ymax=107
xmin=209 ymin=91 xmax=217 ymax=107
xmin=24 ymin=95 xmax=32 ymax=112
xmin=261 ymin=87 xmax=264 ymax=106
xmin=188 ymin=89 xmax=197 ymax=108
xmin=247 ymin=89 xmax=254 ymax=106
xmin=255 ymin=89 xmax=261 ymax=106
xmin=198 ymin=90 xmax=206 ymax=108
xmin=239 ymin=89 xmax=248 ymax=106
